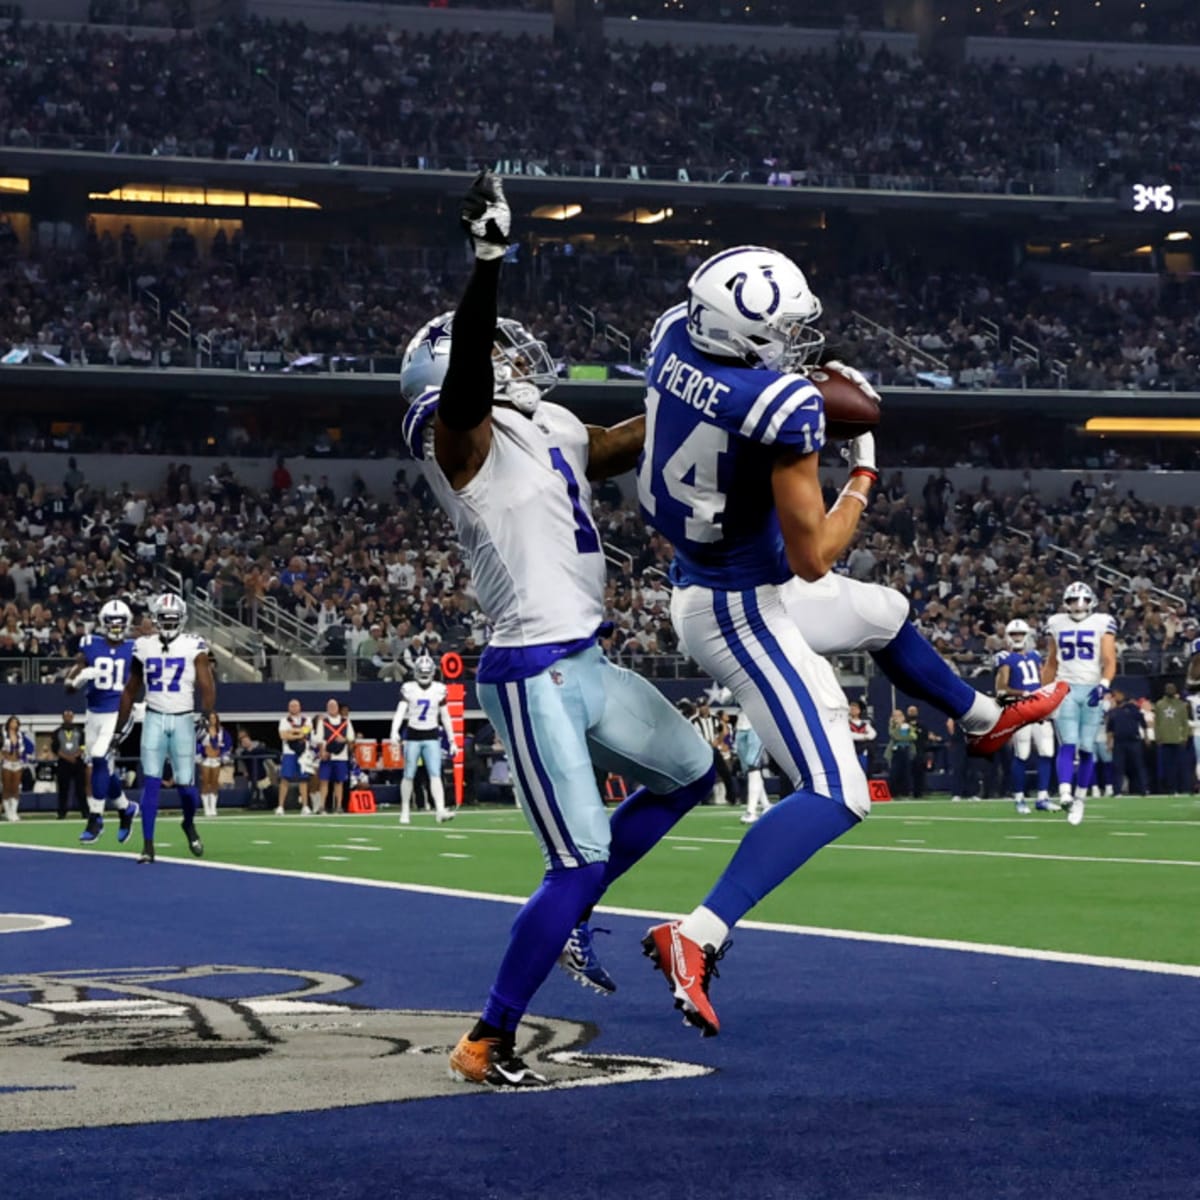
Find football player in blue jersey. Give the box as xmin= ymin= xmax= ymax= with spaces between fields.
xmin=65 ymin=598 xmax=140 ymax=844
xmin=629 ymin=245 xmax=1067 ymax=1035
xmin=995 ymin=619 xmax=1055 ymax=813
xmin=402 ymin=173 xmax=716 ymax=1086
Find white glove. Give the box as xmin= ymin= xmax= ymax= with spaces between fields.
xmin=460 ymin=170 xmax=511 ymax=261
xmin=843 ymin=432 xmax=877 ymax=475
xmin=71 ymin=667 xmax=98 ymax=686
xmin=823 ymin=359 xmax=882 ymax=404
xmin=448 ymin=742 xmax=459 ymax=760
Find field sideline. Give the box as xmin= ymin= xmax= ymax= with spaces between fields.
xmin=6 ymin=794 xmax=1199 ymax=968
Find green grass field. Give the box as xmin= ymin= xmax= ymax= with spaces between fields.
xmin=5 ymin=795 xmax=1200 ymax=966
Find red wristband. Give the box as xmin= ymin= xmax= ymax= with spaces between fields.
xmin=850 ymin=467 xmax=879 ymax=484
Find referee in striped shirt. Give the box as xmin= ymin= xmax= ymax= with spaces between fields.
xmin=690 ymin=697 xmax=734 ymax=804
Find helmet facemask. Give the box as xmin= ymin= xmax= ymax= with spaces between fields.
xmin=493 ymin=318 xmax=557 ymax=415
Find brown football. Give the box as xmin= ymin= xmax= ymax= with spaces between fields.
xmin=806 ymin=368 xmax=881 ymax=439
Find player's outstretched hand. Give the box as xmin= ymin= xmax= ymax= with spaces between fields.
xmin=842 ymin=431 xmax=877 ymax=476
xmin=460 ymin=170 xmax=511 ymax=261
xmin=1087 ymin=683 xmax=1108 ymax=708
xmin=823 ymin=359 xmax=881 ymax=404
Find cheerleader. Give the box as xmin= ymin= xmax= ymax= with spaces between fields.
xmin=2 ymin=716 xmax=33 ymax=821
xmin=196 ymin=712 xmax=233 ymax=818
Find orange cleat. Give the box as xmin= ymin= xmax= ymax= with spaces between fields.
xmin=448 ymin=1032 xmax=546 ymax=1087
xmin=642 ymin=921 xmax=726 ymax=1038
xmin=969 ymin=681 xmax=1069 ymax=757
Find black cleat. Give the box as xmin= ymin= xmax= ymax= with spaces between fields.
xmin=79 ymin=815 xmax=104 ymax=844
xmin=137 ymin=840 xmax=156 ymax=864
xmin=182 ymin=821 xmax=204 ymax=857
xmin=117 ymin=800 xmax=140 ymax=844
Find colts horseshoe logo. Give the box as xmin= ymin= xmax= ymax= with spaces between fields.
xmin=731 ymin=269 xmax=781 ymax=321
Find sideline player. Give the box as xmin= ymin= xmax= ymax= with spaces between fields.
xmin=276 ymin=699 xmax=313 ymax=814
xmin=116 ymin=594 xmax=215 ymax=863
xmin=995 ymin=618 xmax=1055 ymax=813
xmin=400 ymin=173 xmax=715 ymax=1086
xmin=197 ymin=711 xmax=232 ymax=817
xmin=66 ymin=598 xmax=140 ymax=843
xmin=314 ymin=698 xmax=355 ymax=815
xmin=734 ymin=705 xmax=769 ymax=824
xmin=389 ymin=655 xmax=456 ymax=823
xmin=1044 ymin=581 xmax=1117 ymax=826
xmin=632 ymin=245 xmax=1066 ymax=1036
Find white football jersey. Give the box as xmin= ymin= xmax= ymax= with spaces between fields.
xmin=1045 ymin=612 xmax=1116 ymax=686
xmin=134 ymin=633 xmax=208 ymax=714
xmin=424 ymin=402 xmax=605 ymax=647
xmin=1188 ymin=693 xmax=1200 ymax=735
xmin=401 ymin=680 xmax=447 ymax=735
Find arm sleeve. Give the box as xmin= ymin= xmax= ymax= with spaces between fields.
xmin=438 ymin=259 xmax=502 ymax=432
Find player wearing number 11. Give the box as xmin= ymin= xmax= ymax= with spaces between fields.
xmin=400 ymin=171 xmax=715 ymax=1087
xmin=116 ymin=593 xmax=216 ymax=863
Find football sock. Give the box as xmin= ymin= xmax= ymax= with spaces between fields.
xmin=90 ymin=756 xmax=110 ymax=803
xmin=87 ymin=797 xmax=105 ymax=816
xmin=480 ymin=861 xmax=606 ymax=1034
xmin=140 ymin=776 xmax=162 ymax=840
xmin=1037 ymin=755 xmax=1053 ymax=794
xmin=871 ymin=622 xmax=985 ymax=724
xmin=1056 ymin=744 xmax=1076 ymax=793
xmin=430 ymin=776 xmax=447 ymax=816
xmin=600 ymin=765 xmax=716 ymax=892
xmin=700 ymin=788 xmax=859 ymax=930
xmin=1011 ymin=755 xmax=1027 ymax=797
xmin=1075 ymin=751 xmax=1096 ymax=793
xmin=678 ymin=905 xmax=730 ymax=951
xmin=400 ymin=778 xmax=413 ymax=821
xmin=746 ymin=769 xmax=766 ymax=818
xmin=179 ymin=786 xmax=199 ymax=824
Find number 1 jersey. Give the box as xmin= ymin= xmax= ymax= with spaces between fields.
xmin=422 ymin=399 xmax=606 ymax=651
xmin=134 ymin=633 xmax=209 ymax=714
xmin=637 ymin=304 xmax=827 ymax=589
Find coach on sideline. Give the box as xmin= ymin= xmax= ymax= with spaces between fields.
xmin=52 ymin=709 xmax=86 ymax=819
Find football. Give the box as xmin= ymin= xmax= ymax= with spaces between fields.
xmin=805 ymin=367 xmax=882 ymax=439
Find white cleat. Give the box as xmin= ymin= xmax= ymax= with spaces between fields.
xmin=739 ymin=813 xmax=757 ymax=824
xmin=1067 ymin=798 xmax=1085 ymax=826
xmin=1015 ymin=801 xmax=1031 ymax=814
xmin=399 ymin=815 xmax=411 ymax=826
xmin=436 ymin=811 xmax=456 ymax=823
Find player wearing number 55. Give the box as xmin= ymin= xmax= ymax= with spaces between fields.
xmin=399 ymin=171 xmax=715 ymax=1088
xmin=116 ymin=594 xmax=216 ymax=863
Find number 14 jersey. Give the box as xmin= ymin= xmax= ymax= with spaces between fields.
xmin=637 ymin=305 xmax=827 ymax=589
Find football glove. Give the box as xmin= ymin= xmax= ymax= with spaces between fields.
xmin=460 ymin=170 xmax=511 ymax=261
xmin=1087 ymin=683 xmax=1109 ymax=708
xmin=842 ymin=432 xmax=877 ymax=476
xmin=822 ymin=359 xmax=882 ymax=404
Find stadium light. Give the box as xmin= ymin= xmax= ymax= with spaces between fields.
xmin=1165 ymin=231 xmax=1192 ymax=242
xmin=1085 ymin=417 xmax=1200 ymax=436
xmin=0 ymin=177 xmax=29 ymax=193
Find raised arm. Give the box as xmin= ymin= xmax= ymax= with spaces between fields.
xmin=586 ymin=415 xmax=646 ymax=481
xmin=434 ymin=171 xmax=511 ymax=490
xmin=771 ymin=435 xmax=876 ymax=582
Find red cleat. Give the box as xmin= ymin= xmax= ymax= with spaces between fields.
xmin=968 ymin=681 xmax=1069 ymax=757
xmin=642 ymin=921 xmax=726 ymax=1038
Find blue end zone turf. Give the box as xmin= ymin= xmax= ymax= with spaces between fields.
xmin=2 ymin=847 xmax=1197 ymax=1199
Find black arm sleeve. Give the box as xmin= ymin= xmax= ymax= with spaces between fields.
xmin=438 ymin=258 xmax=502 ymax=432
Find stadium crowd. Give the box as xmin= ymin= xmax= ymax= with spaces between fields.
xmin=3 ymin=222 xmax=1199 ymax=396
xmin=2 ymin=21 xmax=1198 ymax=194
xmin=0 ymin=456 xmax=1195 ymax=686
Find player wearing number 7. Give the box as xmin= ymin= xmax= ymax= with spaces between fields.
xmin=399 ymin=171 xmax=715 ymax=1087
xmin=116 ymin=594 xmax=216 ymax=863
xmin=1043 ymin=582 xmax=1117 ymax=826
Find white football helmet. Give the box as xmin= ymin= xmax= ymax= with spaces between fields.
xmin=414 ymin=655 xmax=437 ymax=686
xmin=686 ymin=245 xmax=824 ymax=371
xmin=1063 ymin=581 xmax=1097 ymax=622
xmin=1005 ymin=619 xmax=1031 ymax=650
xmin=150 ymin=592 xmax=187 ymax=640
xmin=99 ymin=598 xmax=133 ymax=642
xmin=399 ymin=311 xmax=557 ymax=454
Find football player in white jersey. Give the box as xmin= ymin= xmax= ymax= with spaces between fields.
xmin=1043 ymin=582 xmax=1117 ymax=826
xmin=1187 ymin=676 xmax=1200 ymax=790
xmin=116 ymin=593 xmax=216 ymax=863
xmin=389 ymin=655 xmax=457 ymax=824
xmin=66 ymin=597 xmax=140 ymax=843
xmin=402 ymin=173 xmax=715 ymax=1087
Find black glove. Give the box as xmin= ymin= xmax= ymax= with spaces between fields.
xmin=460 ymin=170 xmax=511 ymax=261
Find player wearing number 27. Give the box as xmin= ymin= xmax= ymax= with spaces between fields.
xmin=1043 ymin=582 xmax=1117 ymax=826
xmin=400 ymin=172 xmax=714 ymax=1087
xmin=116 ymin=594 xmax=216 ymax=863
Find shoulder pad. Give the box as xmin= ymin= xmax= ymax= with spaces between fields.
xmin=737 ymin=375 xmax=825 ymax=451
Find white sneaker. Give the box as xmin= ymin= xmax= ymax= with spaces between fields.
xmin=1104 ymin=786 xmax=1114 ymax=797
xmin=436 ymin=811 xmax=455 ymax=823
xmin=739 ymin=813 xmax=757 ymax=824
xmin=1067 ymin=798 xmax=1085 ymax=826
xmin=274 ymin=806 xmax=284 ymax=815
xmin=300 ymin=807 xmax=313 ymax=817
xmin=399 ymin=815 xmax=411 ymax=826
xmin=1015 ymin=801 xmax=1031 ymax=814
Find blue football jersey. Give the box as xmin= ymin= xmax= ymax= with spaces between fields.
xmin=994 ymin=649 xmax=1043 ymax=693
xmin=80 ymin=635 xmax=135 ymax=714
xmin=636 ymin=304 xmax=826 ymax=589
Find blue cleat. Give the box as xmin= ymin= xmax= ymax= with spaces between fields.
xmin=558 ymin=923 xmax=616 ymax=995
xmin=79 ymin=815 xmax=104 ymax=843
xmin=117 ymin=801 xmax=140 ymax=844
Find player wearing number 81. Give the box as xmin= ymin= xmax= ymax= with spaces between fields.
xmin=401 ymin=172 xmax=715 ymax=1087
xmin=116 ymin=594 xmax=216 ymax=862
xmin=1043 ymin=582 xmax=1117 ymax=826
